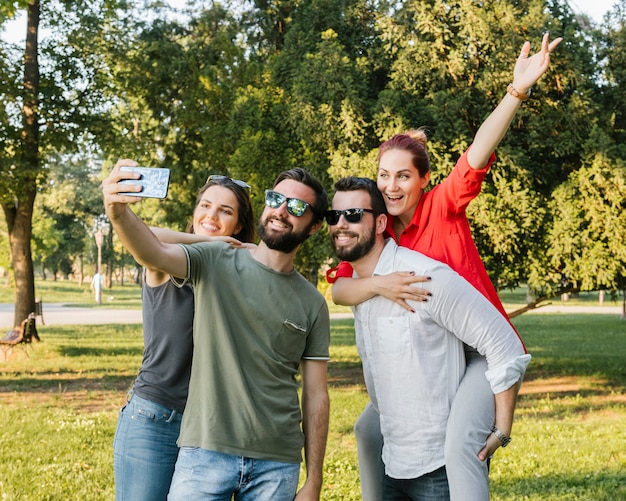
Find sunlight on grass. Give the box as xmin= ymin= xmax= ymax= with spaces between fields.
xmin=0 ymin=280 xmax=143 ymax=309
xmin=0 ymin=313 xmax=625 ymax=499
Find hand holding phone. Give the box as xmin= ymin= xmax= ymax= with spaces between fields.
xmin=118 ymin=167 xmax=170 ymax=199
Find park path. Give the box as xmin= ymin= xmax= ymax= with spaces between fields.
xmin=0 ymin=302 xmax=623 ymax=329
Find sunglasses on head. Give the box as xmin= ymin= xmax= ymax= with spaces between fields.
xmin=264 ymin=190 xmax=311 ymax=217
xmin=206 ymin=175 xmax=251 ymax=190
xmin=325 ymin=208 xmax=374 ymax=225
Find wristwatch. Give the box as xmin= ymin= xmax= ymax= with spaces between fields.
xmin=491 ymin=426 xmax=512 ymax=447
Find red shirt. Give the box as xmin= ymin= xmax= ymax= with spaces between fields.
xmin=328 ymin=149 xmax=525 ymax=348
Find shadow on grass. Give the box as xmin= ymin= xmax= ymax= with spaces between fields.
xmin=328 ymin=362 xmax=364 ymax=388
xmin=494 ymin=470 xmax=626 ymax=500
xmin=0 ymin=374 xmax=134 ymax=393
xmin=57 ymin=345 xmax=142 ymax=357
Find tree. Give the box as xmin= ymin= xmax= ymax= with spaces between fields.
xmin=537 ymin=145 xmax=626 ymax=314
xmin=0 ymin=0 xmax=127 ymax=324
xmin=598 ymin=0 xmax=626 ymax=157
xmin=0 ymin=0 xmax=40 ymax=326
xmin=32 ymin=151 xmax=105 ymax=281
xmin=103 ymin=3 xmax=251 ymax=228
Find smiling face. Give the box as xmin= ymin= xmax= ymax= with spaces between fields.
xmin=192 ymin=184 xmax=243 ymax=237
xmin=258 ymin=178 xmax=319 ymax=253
xmin=329 ymin=189 xmax=380 ymax=263
xmin=377 ymin=148 xmax=430 ymax=226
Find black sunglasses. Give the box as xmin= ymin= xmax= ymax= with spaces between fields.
xmin=206 ymin=175 xmax=251 ymax=190
xmin=264 ymin=190 xmax=312 ymax=217
xmin=325 ymin=208 xmax=374 ymax=225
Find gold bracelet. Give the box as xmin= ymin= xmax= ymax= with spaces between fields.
xmin=507 ymin=83 xmax=531 ymax=101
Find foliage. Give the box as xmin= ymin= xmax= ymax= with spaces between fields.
xmin=530 ymin=147 xmax=626 ymax=295
xmin=2 ymin=0 xmax=626 ymax=313
xmin=32 ymin=152 xmax=105 ymax=279
xmin=0 ymin=0 xmax=130 ymax=325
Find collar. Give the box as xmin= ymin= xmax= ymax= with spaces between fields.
xmin=372 ymin=239 xmax=400 ymax=277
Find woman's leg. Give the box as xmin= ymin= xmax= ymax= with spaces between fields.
xmin=444 ymin=349 xmax=494 ymax=501
xmin=114 ymin=393 xmax=182 ymax=501
xmin=354 ymin=401 xmax=385 ymax=501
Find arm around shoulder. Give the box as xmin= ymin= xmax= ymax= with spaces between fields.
xmin=332 ymin=273 xmax=431 ymax=311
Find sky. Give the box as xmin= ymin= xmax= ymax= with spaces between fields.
xmin=0 ymin=1 xmax=620 ymax=44
xmin=568 ymin=0 xmax=619 ymax=22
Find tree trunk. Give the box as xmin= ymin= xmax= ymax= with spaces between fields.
xmin=3 ymin=191 xmax=37 ymax=326
xmin=6 ymin=1 xmax=40 ymax=326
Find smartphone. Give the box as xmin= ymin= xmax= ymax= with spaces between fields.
xmin=118 ymin=166 xmax=170 ymax=199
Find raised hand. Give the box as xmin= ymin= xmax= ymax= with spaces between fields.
xmin=512 ymin=33 xmax=562 ymax=94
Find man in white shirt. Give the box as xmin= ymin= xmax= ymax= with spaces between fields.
xmin=326 ymin=176 xmax=530 ymax=499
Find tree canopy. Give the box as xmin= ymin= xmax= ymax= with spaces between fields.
xmin=2 ymin=0 xmax=626 ymax=322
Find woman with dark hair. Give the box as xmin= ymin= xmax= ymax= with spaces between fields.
xmin=112 ymin=174 xmax=255 ymax=501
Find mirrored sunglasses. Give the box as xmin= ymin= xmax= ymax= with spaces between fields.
xmin=206 ymin=175 xmax=251 ymax=190
xmin=325 ymin=208 xmax=374 ymax=225
xmin=264 ymin=190 xmax=311 ymax=217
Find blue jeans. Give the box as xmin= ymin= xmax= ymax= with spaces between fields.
xmin=168 ymin=447 xmax=301 ymax=500
xmin=383 ymin=466 xmax=450 ymax=500
xmin=113 ymin=392 xmax=183 ymax=501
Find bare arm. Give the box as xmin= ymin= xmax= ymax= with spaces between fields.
xmin=332 ymin=274 xmax=432 ymax=312
xmin=103 ymin=159 xmax=188 ymax=279
xmin=478 ymin=382 xmax=520 ymax=461
xmin=295 ymin=359 xmax=329 ymax=501
xmin=150 ymin=227 xmax=250 ymax=247
xmin=467 ymin=33 xmax=562 ymax=169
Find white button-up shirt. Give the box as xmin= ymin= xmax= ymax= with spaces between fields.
xmin=352 ymin=239 xmax=530 ymax=479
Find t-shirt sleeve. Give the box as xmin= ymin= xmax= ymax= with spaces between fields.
xmin=303 ymin=299 xmax=331 ymax=361
xmin=170 ymin=244 xmax=192 ymax=287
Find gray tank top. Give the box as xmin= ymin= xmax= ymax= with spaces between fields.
xmin=133 ymin=278 xmax=194 ymax=413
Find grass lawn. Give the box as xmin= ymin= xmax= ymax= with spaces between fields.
xmin=1 ymin=280 xmax=625 ymax=498
xmin=0 ymin=280 xmax=143 ymax=309
xmin=0 ymin=311 xmax=625 ymax=499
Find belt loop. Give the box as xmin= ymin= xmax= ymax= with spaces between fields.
xmin=126 ymin=386 xmax=135 ymax=403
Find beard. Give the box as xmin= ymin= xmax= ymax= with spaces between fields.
xmin=258 ymin=216 xmax=313 ymax=253
xmin=331 ymin=222 xmax=377 ymax=262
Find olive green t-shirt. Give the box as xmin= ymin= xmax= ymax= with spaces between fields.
xmin=175 ymin=241 xmax=330 ymax=463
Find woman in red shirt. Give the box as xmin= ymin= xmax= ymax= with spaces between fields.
xmin=329 ymin=33 xmax=561 ymax=501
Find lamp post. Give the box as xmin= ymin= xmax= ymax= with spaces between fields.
xmin=94 ymin=229 xmax=103 ymax=304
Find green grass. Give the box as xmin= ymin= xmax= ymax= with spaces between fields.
xmin=498 ymin=286 xmax=624 ymax=311
xmin=0 ymin=279 xmax=143 ymax=309
xmin=1 ymin=312 xmax=625 ymax=499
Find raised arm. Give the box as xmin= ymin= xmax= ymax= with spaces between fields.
xmin=103 ymin=159 xmax=188 ymax=279
xmin=467 ymin=33 xmax=562 ymax=169
xmin=150 ymin=226 xmax=252 ymax=247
